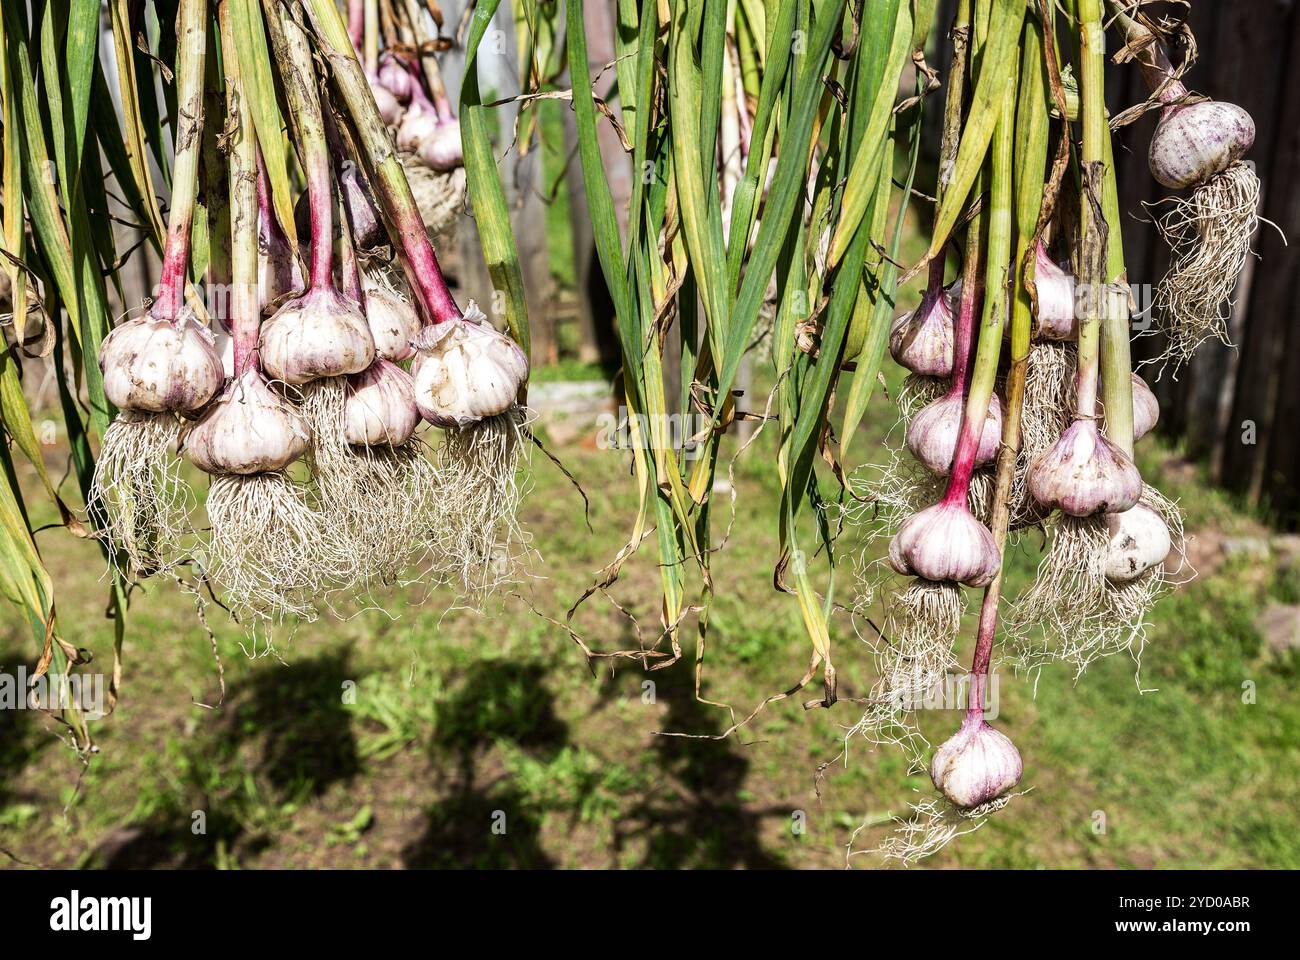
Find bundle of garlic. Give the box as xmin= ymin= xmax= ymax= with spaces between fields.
xmin=352 ymin=0 xmax=465 ymax=237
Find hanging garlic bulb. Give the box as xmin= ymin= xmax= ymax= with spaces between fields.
xmin=377 ymin=55 xmax=415 ymax=104
xmin=397 ymin=101 xmax=438 ymax=153
xmin=907 ymin=392 xmax=1003 ymax=476
xmin=100 ymin=311 xmax=225 ymax=414
xmin=930 ymin=715 xmax=1023 ymax=809
xmin=418 ymin=118 xmax=463 ymax=172
xmin=889 ymin=285 xmax=955 ymax=378
xmin=410 ymin=302 xmax=529 ymax=427
xmin=362 ymin=273 xmax=421 ymax=362
xmin=888 ymin=501 xmax=1001 ymax=587
xmin=259 ymin=286 xmax=376 ymax=385
xmin=339 ymin=161 xmax=383 ymax=250
xmin=1027 ymin=418 xmax=1143 ymax=516
xmin=344 ymin=359 xmax=420 ymax=446
xmin=1130 ymin=373 xmax=1160 ymax=441
xmin=187 ymin=367 xmax=310 ymax=475
xmin=1033 ymin=241 xmax=1078 ymax=341
xmin=1104 ymin=502 xmax=1172 ymax=583
xmin=1149 ymin=100 xmax=1255 ymax=190
xmin=370 ymin=77 xmax=402 ymax=126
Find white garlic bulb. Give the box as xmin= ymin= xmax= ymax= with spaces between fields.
xmin=1131 ymin=373 xmax=1160 ymax=442
xmin=888 ymin=501 xmax=1001 ymax=587
xmin=410 ymin=302 xmax=529 ymax=427
xmin=397 ymin=103 xmax=438 ymax=153
xmin=362 ymin=273 xmax=421 ymax=362
xmin=930 ymin=716 xmax=1023 ymax=809
xmin=185 ymin=368 xmax=309 ymax=475
xmin=259 ymin=286 xmax=376 ymax=385
xmin=1033 ymin=242 xmax=1077 ymax=341
xmin=889 ymin=286 xmax=955 ymax=378
xmin=1149 ymin=100 xmax=1255 ymax=189
xmin=1028 ymin=418 xmax=1143 ymax=516
xmin=906 ymin=392 xmax=1003 ymax=476
xmin=344 ymin=360 xmax=420 ymax=446
xmin=418 ymin=119 xmax=463 ymax=172
xmin=1104 ymin=502 xmax=1172 ymax=582
xmin=100 ymin=311 xmax=225 ymax=414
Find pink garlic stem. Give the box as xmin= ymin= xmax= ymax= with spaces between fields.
xmin=402 ymin=56 xmax=437 ymax=112
xmin=348 ymin=0 xmax=363 ymax=50
xmin=255 ymin=146 xmax=294 ymax=256
xmin=1110 ymin=4 xmax=1188 ymax=104
xmin=965 ymin=580 xmax=998 ymax=722
xmin=154 ymin=224 xmax=191 ymax=322
xmin=940 ymin=271 xmax=986 ymax=508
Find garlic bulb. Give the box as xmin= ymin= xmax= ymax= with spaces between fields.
xmin=100 ymin=312 xmax=225 ymax=414
xmin=889 ymin=286 xmax=955 ymax=378
xmin=1149 ymin=100 xmax=1255 ymax=190
xmin=362 ymin=275 xmax=422 ymax=362
xmin=1104 ymin=503 xmax=1171 ymax=582
xmin=1033 ymin=242 xmax=1077 ymax=341
xmin=397 ymin=103 xmax=438 ymax=153
xmin=377 ymin=57 xmax=414 ymax=104
xmin=930 ymin=716 xmax=1023 ymax=809
xmin=344 ymin=360 xmax=420 ymax=446
xmin=258 ymin=209 xmax=304 ymax=313
xmin=888 ymin=501 xmax=1001 ymax=587
xmin=411 ymin=302 xmax=529 ymax=427
xmin=339 ymin=161 xmax=383 ymax=250
xmin=186 ymin=368 xmax=309 ymax=475
xmin=1027 ymin=418 xmax=1143 ymax=516
xmin=370 ymin=77 xmax=402 ymax=126
xmin=259 ymin=286 xmax=376 ymax=385
xmin=418 ymin=119 xmax=463 ymax=172
xmin=1131 ymin=373 xmax=1160 ymax=441
xmin=906 ymin=392 xmax=1003 ymax=476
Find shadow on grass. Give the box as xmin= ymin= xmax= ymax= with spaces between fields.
xmin=87 ymin=648 xmax=361 ymax=868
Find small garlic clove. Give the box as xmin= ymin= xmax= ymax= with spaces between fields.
xmin=410 ymin=302 xmax=529 ymax=427
xmin=930 ymin=716 xmax=1023 ymax=809
xmin=344 ymin=360 xmax=420 ymax=446
xmin=1149 ymin=99 xmax=1255 ymax=190
xmin=1027 ymin=418 xmax=1143 ymax=516
xmin=100 ymin=311 xmax=225 ymax=414
xmin=888 ymin=501 xmax=1001 ymax=587
xmin=1104 ymin=502 xmax=1172 ymax=582
xmin=889 ymin=286 xmax=955 ymax=378
xmin=186 ymin=368 xmax=309 ymax=475
xmin=906 ymin=391 xmax=1003 ymax=476
xmin=259 ymin=286 xmax=376 ymax=385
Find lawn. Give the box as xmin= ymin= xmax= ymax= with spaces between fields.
xmin=2 ymin=376 xmax=1298 ymax=870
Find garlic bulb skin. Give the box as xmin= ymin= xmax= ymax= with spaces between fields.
xmin=259 ymin=286 xmax=376 ymax=385
xmin=1131 ymin=373 xmax=1160 ymax=442
xmin=186 ymin=368 xmax=309 ymax=475
xmin=1027 ymin=418 xmax=1143 ymax=516
xmin=397 ymin=103 xmax=438 ymax=153
xmin=1104 ymin=503 xmax=1172 ymax=582
xmin=363 ymin=275 xmax=422 ymax=362
xmin=411 ymin=302 xmax=529 ymax=427
xmin=344 ymin=360 xmax=420 ymax=446
xmin=930 ymin=716 xmax=1023 ymax=809
xmin=377 ymin=57 xmax=414 ymax=104
xmin=1033 ymin=242 xmax=1077 ymax=341
xmin=907 ymin=392 xmax=1003 ymax=476
xmin=889 ymin=287 xmax=955 ymax=378
xmin=370 ymin=78 xmax=402 ymax=126
xmin=888 ymin=501 xmax=1001 ymax=587
xmin=418 ymin=120 xmax=463 ymax=172
xmin=100 ymin=311 xmax=225 ymax=414
xmin=1149 ymin=100 xmax=1255 ymax=189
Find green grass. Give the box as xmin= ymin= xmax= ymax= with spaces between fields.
xmin=1 ymin=390 xmax=1297 ymax=868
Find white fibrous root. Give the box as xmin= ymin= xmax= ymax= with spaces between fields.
xmin=402 ymin=160 xmax=466 ymax=238
xmin=429 ymin=407 xmax=534 ymax=601
xmin=411 ymin=303 xmax=529 ymax=428
xmin=1027 ymin=418 xmax=1143 ymax=517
